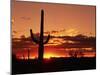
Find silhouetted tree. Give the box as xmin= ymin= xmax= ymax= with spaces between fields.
xmin=69 ymin=49 xmax=84 ymax=58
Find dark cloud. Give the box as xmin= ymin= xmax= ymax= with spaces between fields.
xmin=20 ymin=17 xmax=31 ymax=20
xmin=56 ymin=36 xmax=96 ymax=48
xmin=12 ymin=36 xmax=35 ymax=49
xmin=12 ymin=34 xmax=96 ymax=51
xmin=13 ymin=30 xmax=17 ymax=34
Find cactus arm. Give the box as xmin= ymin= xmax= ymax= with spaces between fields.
xmin=43 ymin=34 xmax=50 ymax=44
xmin=30 ymin=29 xmax=39 ymax=44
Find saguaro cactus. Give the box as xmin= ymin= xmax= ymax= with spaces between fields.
xmin=30 ymin=10 xmax=50 ymax=61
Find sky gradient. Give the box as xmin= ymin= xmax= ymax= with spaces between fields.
xmin=12 ymin=0 xmax=96 ymax=38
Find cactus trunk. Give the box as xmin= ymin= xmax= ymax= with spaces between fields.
xmin=38 ymin=10 xmax=44 ymax=61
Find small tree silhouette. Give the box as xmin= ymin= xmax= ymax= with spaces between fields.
xmin=69 ymin=49 xmax=84 ymax=58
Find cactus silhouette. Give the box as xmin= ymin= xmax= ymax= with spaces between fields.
xmin=22 ymin=54 xmax=25 ymax=60
xmin=27 ymin=48 xmax=30 ymax=60
xmin=30 ymin=10 xmax=50 ymax=61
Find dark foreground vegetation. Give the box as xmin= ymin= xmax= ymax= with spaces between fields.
xmin=12 ymin=56 xmax=96 ymax=75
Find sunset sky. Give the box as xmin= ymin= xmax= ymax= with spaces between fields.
xmin=12 ymin=0 xmax=96 ymax=59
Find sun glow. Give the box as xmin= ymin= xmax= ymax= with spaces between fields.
xmin=44 ymin=53 xmax=57 ymax=59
